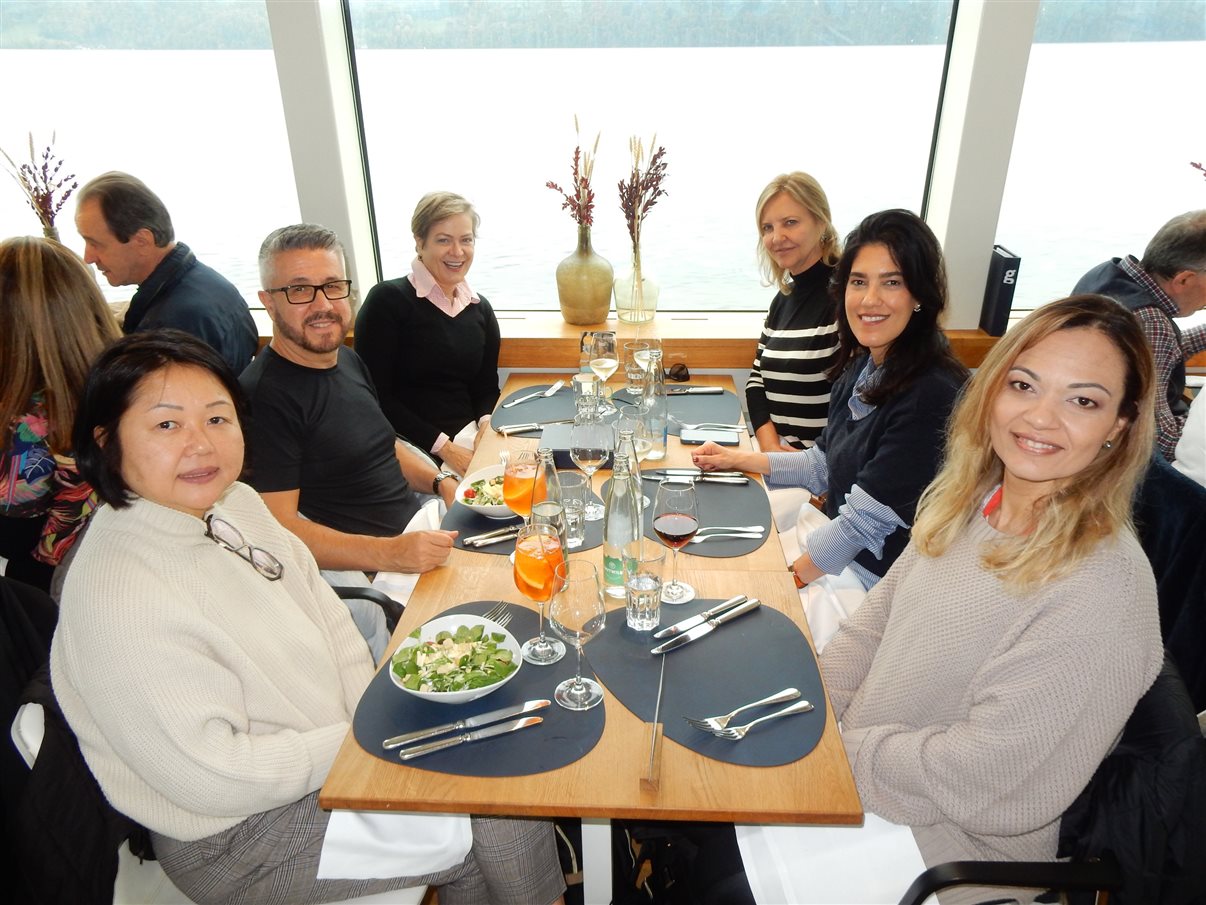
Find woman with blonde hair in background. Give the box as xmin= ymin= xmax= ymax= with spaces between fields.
xmin=0 ymin=236 xmax=119 ymax=591
xmin=815 ymin=294 xmax=1164 ymax=904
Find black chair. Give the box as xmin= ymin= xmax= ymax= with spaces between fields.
xmin=332 ymin=585 xmax=404 ymax=636
xmin=896 ymin=655 xmax=1206 ymax=905
xmin=1133 ymin=455 xmax=1206 ymax=712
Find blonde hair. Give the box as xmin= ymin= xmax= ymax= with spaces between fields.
xmin=411 ymin=191 xmax=480 ymax=248
xmin=912 ymin=295 xmax=1155 ymax=591
xmin=0 ymin=237 xmax=121 ymax=453
xmin=754 ymin=172 xmax=840 ymax=294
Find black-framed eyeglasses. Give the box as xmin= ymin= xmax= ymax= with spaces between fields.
xmin=205 ymin=515 xmax=285 ymax=581
xmin=266 ymin=280 xmax=353 ymax=305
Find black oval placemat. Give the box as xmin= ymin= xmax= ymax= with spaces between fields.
xmin=612 ymin=387 xmax=744 ymax=438
xmin=352 ymin=600 xmax=606 ymax=775
xmin=497 ymin=384 xmax=742 ymax=438
xmin=601 ymin=477 xmax=771 ymax=558
xmin=490 ymin=384 xmax=576 ymax=434
xmin=589 ymin=598 xmax=826 ymax=767
xmin=442 ymin=493 xmax=604 ymax=554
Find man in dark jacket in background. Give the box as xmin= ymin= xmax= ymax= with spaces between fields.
xmin=74 ymin=171 xmax=258 ymax=373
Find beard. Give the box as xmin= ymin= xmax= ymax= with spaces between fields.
xmin=275 ymin=311 xmax=347 ymax=354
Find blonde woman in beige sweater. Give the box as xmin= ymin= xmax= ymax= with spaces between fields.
xmin=820 ymin=295 xmax=1164 ymax=904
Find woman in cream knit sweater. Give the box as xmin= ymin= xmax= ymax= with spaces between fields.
xmin=51 ymin=331 xmax=565 ymax=905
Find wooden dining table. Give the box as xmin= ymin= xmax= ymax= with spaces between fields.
xmin=319 ymin=373 xmax=863 ymax=902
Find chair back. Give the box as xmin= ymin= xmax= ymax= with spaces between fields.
xmin=1133 ymin=456 xmax=1206 ymax=711
xmin=1058 ymin=654 xmax=1206 ymax=905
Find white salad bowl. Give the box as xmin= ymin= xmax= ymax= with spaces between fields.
xmin=389 ymin=613 xmax=522 ymax=705
xmin=454 ymin=464 xmax=513 ymax=520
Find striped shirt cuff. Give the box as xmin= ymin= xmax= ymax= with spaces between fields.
xmin=803 ymin=483 xmax=906 ymax=581
xmin=766 ymin=446 xmax=828 ymax=494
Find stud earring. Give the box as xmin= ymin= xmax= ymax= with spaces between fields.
xmin=1102 ymin=439 xmax=1114 ymax=450
xmin=913 ymin=304 xmax=921 ymax=313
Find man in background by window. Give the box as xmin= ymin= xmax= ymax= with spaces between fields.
xmin=74 ymin=171 xmax=258 ymax=373
xmin=239 ymin=223 xmax=458 ymax=658
xmin=1074 ymin=210 xmax=1206 ymax=460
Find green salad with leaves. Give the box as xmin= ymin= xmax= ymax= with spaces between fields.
xmin=391 ymin=623 xmax=518 ymax=693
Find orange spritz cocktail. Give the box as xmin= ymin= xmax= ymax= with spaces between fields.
xmin=503 ymin=451 xmax=546 ymax=520
xmin=513 ymin=522 xmax=568 ymax=665
xmin=513 ymin=531 xmax=565 ymax=602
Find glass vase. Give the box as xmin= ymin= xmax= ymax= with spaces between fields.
xmin=614 ymin=255 xmax=659 ymax=324
xmin=556 ymin=225 xmax=613 ymax=326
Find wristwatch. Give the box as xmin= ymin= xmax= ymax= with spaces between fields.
xmin=432 ymin=470 xmax=458 ymax=494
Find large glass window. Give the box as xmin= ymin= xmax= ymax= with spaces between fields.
xmin=996 ymin=0 xmax=1206 ymax=327
xmin=0 ymin=0 xmax=298 ymax=309
xmin=348 ymin=0 xmax=954 ymax=312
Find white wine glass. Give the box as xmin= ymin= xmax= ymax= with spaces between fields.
xmin=589 ymin=330 xmax=619 ymax=414
xmin=569 ymin=400 xmax=610 ymax=521
xmin=653 ymin=479 xmax=698 ymax=604
xmin=548 ymin=560 xmax=606 ymax=710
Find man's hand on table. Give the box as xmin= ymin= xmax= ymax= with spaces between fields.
xmin=388 ymin=530 xmax=458 ymax=572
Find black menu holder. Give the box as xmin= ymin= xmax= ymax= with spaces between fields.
xmin=980 ymin=244 xmax=1021 ymax=337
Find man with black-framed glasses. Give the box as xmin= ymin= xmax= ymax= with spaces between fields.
xmin=240 ymin=224 xmax=459 ymax=655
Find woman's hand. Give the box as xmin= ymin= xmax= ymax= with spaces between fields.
xmin=691 ymin=441 xmax=737 ymax=471
xmin=691 ymin=443 xmax=770 ymax=474
xmin=754 ymin=423 xmax=798 ymax=454
xmin=790 ymin=552 xmax=825 ymax=587
xmin=439 ymin=442 xmax=474 ymax=475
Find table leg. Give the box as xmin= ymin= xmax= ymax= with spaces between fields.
xmin=581 ymin=817 xmax=611 ymax=905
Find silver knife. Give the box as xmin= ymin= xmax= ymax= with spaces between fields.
xmin=648 ymin=474 xmax=749 ymax=485
xmin=651 ymin=598 xmax=761 ymax=654
xmin=397 ymin=715 xmax=544 ymax=760
xmin=495 ymin=418 xmax=574 ymax=436
xmin=651 ymin=475 xmax=742 ymax=482
xmin=667 ymin=386 xmax=724 ymax=395
xmin=383 ymin=699 xmax=550 ymax=749
xmin=463 ymin=524 xmax=522 ymax=547
xmin=652 ymin=595 xmax=747 ymax=640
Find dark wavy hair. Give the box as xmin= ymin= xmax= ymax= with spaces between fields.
xmin=73 ymin=330 xmax=247 ymax=508
xmin=827 ymin=209 xmax=968 ymax=406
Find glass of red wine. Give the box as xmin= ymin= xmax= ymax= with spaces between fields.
xmin=652 ymin=479 xmax=698 ymax=604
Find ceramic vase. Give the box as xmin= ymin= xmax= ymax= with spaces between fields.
xmin=556 ymin=225 xmax=613 ymax=326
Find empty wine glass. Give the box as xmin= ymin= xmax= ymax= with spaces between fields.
xmin=569 ymin=398 xmax=610 ymax=521
xmin=548 ymin=559 xmax=606 ymax=710
xmin=653 ymin=479 xmax=698 ymax=604
xmin=513 ymin=522 xmax=566 ymax=665
xmin=589 ymin=330 xmax=619 ymax=414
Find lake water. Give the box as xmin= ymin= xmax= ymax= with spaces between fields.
xmin=1 ymin=42 xmax=1203 ymax=329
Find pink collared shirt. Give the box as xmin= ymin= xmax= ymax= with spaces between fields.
xmin=408 ymin=257 xmax=480 ymax=317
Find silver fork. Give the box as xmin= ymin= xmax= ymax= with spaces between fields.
xmin=689 ymin=533 xmax=764 ymax=543
xmin=714 ymin=700 xmax=814 ymax=740
xmin=481 ymin=601 xmax=512 ymax=628
xmin=684 ymin=687 xmax=800 ymax=733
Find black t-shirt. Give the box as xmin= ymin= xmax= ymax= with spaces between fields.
xmin=239 ymin=346 xmax=420 ymax=536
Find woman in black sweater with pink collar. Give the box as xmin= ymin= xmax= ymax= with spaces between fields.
xmin=355 ymin=192 xmax=501 ymax=475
